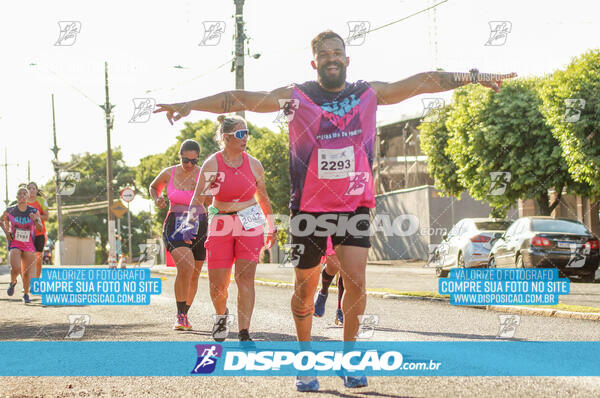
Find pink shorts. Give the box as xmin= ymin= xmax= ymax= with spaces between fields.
xmin=204 ymin=214 xmax=264 ymax=269
xmin=320 ymin=237 xmax=336 ymax=264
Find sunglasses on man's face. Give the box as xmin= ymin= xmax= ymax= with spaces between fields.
xmin=225 ymin=129 xmax=250 ymax=139
xmin=181 ymin=157 xmax=199 ymax=165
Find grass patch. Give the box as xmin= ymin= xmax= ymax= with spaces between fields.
xmin=367 ymin=288 xmax=448 ymax=299
xmin=529 ymin=303 xmax=600 ymax=313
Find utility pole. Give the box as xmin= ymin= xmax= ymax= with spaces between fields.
xmin=2 ymin=148 xmax=19 ymax=208
xmin=27 ymin=161 xmax=30 ymax=182
xmin=234 ymin=0 xmax=245 ymax=118
xmin=100 ymin=62 xmax=116 ymax=268
xmin=51 ymin=94 xmax=65 ymax=265
xmin=127 ymin=203 xmax=132 ymax=263
xmin=3 ymin=148 xmax=8 ymax=208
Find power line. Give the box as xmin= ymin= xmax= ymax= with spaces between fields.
xmin=365 ymin=0 xmax=449 ymax=35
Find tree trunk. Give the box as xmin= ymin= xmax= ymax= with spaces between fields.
xmin=536 ymin=190 xmax=551 ymax=216
xmin=548 ymin=187 xmax=563 ymax=214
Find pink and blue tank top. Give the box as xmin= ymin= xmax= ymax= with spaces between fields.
xmin=288 ymin=80 xmax=376 ymax=212
xmin=5 ymin=205 xmax=38 ymax=252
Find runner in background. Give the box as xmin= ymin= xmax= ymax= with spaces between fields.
xmin=185 ymin=115 xmax=277 ymax=342
xmin=313 ymin=236 xmax=345 ymax=325
xmin=1 ymin=187 xmax=43 ymax=303
xmin=149 ymin=139 xmax=209 ymax=331
xmin=26 ymin=182 xmax=49 ymax=278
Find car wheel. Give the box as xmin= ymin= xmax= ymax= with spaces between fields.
xmin=516 ymin=254 xmax=524 ymax=268
xmin=488 ymin=256 xmax=496 ymax=268
xmin=435 ymin=267 xmax=449 ymax=278
xmin=457 ymin=252 xmax=465 ymax=268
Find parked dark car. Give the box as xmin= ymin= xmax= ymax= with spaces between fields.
xmin=488 ymin=217 xmax=599 ymax=282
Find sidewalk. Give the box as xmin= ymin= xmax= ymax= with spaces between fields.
xmin=150 ymin=262 xmax=600 ymax=311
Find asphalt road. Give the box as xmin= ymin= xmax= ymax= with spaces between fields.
xmin=1 ymin=268 xmax=600 ymax=397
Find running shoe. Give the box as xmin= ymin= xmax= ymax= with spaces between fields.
xmin=335 ymin=309 xmax=344 ymax=325
xmin=313 ymin=292 xmax=328 ymax=317
xmin=295 ymin=376 xmax=319 ymax=392
xmin=212 ymin=308 xmax=230 ymax=342
xmin=341 ymin=375 xmax=368 ymax=388
xmin=7 ymin=282 xmax=16 ymax=296
xmin=238 ymin=328 xmax=252 ymax=342
xmin=182 ymin=314 xmax=192 ymax=331
xmin=23 ymin=294 xmax=31 ymax=304
xmin=173 ymin=313 xmax=186 ymax=331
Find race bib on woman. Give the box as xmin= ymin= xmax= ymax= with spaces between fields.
xmin=15 ymin=228 xmax=31 ymax=243
xmin=237 ymin=204 xmax=266 ymax=230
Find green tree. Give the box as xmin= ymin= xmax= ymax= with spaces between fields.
xmin=439 ymin=79 xmax=584 ymax=215
xmin=419 ymin=105 xmax=465 ymax=197
xmin=539 ymin=49 xmax=600 ymax=193
xmin=0 ymin=235 xmax=7 ymax=264
xmin=43 ymin=149 xmax=152 ymax=263
xmin=246 ymin=124 xmax=290 ymax=215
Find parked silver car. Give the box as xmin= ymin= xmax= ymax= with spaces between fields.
xmin=431 ymin=218 xmax=512 ymax=277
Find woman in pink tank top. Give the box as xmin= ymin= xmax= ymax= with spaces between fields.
xmin=1 ymin=187 xmax=43 ymax=304
xmin=149 ymin=139 xmax=209 ymax=331
xmin=189 ymin=115 xmax=277 ymax=342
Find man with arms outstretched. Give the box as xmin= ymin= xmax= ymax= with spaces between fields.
xmin=155 ymin=30 xmax=515 ymax=392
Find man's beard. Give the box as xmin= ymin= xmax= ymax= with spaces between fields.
xmin=317 ymin=62 xmax=347 ymax=90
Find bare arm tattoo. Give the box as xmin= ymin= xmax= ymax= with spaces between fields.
xmin=221 ymin=92 xmax=233 ymax=113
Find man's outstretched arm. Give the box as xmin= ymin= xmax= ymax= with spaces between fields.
xmin=154 ymin=86 xmax=294 ymax=124
xmin=371 ymin=70 xmax=517 ymax=105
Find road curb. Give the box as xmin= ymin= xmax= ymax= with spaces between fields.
xmin=149 ymin=266 xmax=600 ymax=321
xmin=486 ymin=305 xmax=600 ymax=321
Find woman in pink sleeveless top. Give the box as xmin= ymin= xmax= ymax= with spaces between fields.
xmin=188 ymin=115 xmax=277 ymax=342
xmin=1 ymin=187 xmax=43 ymax=304
xmin=149 ymin=139 xmax=209 ymax=331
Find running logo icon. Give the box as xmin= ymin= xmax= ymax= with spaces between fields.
xmin=129 ymin=98 xmax=156 ymax=123
xmin=345 ymin=172 xmax=369 ymax=196
xmin=65 ymin=314 xmax=90 ymax=339
xmin=356 ymin=314 xmax=379 ymax=339
xmin=201 ymin=172 xmax=226 ymax=195
xmin=421 ymin=98 xmax=445 ymax=122
xmin=138 ymin=243 xmax=160 ymax=266
xmin=58 ymin=171 xmax=80 ymax=196
xmin=563 ymin=98 xmax=586 ymax=123
xmin=488 ymin=172 xmax=511 ymax=196
xmin=55 ymin=21 xmax=81 ymax=46
xmin=346 ymin=21 xmax=370 ymax=46
xmin=497 ymin=314 xmax=520 ymax=338
xmin=191 ymin=344 xmax=223 ymax=374
xmin=281 ymin=244 xmax=305 ymax=268
xmin=485 ymin=21 xmax=512 ymax=46
xmin=199 ymin=21 xmax=226 ymax=46
xmin=273 ymin=99 xmax=300 ymax=123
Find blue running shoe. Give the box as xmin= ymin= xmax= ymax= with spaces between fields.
xmin=342 ymin=375 xmax=368 ymax=388
xmin=335 ymin=309 xmax=343 ymax=325
xmin=313 ymin=292 xmax=328 ymax=317
xmin=23 ymin=294 xmax=31 ymax=304
xmin=7 ymin=282 xmax=16 ymax=296
xmin=296 ymin=376 xmax=319 ymax=392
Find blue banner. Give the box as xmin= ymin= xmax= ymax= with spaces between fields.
xmin=1 ymin=341 xmax=600 ymax=376
xmin=439 ymin=268 xmax=570 ymax=305
xmin=29 ymin=268 xmax=162 ymax=305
